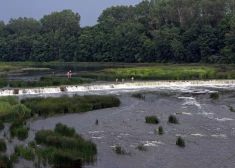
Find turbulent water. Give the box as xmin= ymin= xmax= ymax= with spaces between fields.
xmin=2 ymin=81 xmax=235 ymax=168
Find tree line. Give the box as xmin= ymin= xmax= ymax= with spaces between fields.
xmin=1 ymin=0 xmax=235 ymax=63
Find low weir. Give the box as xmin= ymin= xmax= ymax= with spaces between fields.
xmin=1 ymin=79 xmax=235 ymax=96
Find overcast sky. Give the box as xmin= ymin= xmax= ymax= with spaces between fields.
xmin=0 ymin=0 xmax=143 ymax=27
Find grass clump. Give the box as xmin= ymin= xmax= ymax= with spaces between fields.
xmin=21 ymin=95 xmax=120 ymax=117
xmin=158 ymin=126 xmax=164 ymax=135
xmin=115 ymin=145 xmax=126 ymax=155
xmin=0 ymin=139 xmax=7 ymax=152
xmin=145 ymin=116 xmax=159 ymax=124
xmin=131 ymin=93 xmax=145 ymax=99
xmin=168 ymin=115 xmax=179 ymax=124
xmin=210 ymin=92 xmax=219 ymax=100
xmin=176 ymin=137 xmax=185 ymax=147
xmin=229 ymin=105 xmax=234 ymax=112
xmin=0 ymin=155 xmax=13 ymax=168
xmin=14 ymin=145 xmax=35 ymax=161
xmin=8 ymin=76 xmax=91 ymax=88
xmin=10 ymin=121 xmax=28 ymax=140
xmin=10 ymin=153 xmax=19 ymax=163
xmin=34 ymin=123 xmax=97 ymax=168
xmin=137 ymin=144 xmax=147 ymax=151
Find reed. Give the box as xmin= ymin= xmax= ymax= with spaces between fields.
xmin=14 ymin=145 xmax=35 ymax=161
xmin=158 ymin=126 xmax=164 ymax=135
xmin=168 ymin=115 xmax=179 ymax=124
xmin=176 ymin=137 xmax=185 ymax=147
xmin=0 ymin=155 xmax=13 ymax=168
xmin=21 ymin=95 xmax=120 ymax=117
xmin=10 ymin=121 xmax=28 ymax=140
xmin=210 ymin=92 xmax=219 ymax=100
xmin=145 ymin=116 xmax=159 ymax=124
xmin=0 ymin=139 xmax=6 ymax=152
xmin=34 ymin=123 xmax=97 ymax=167
xmin=131 ymin=93 xmax=145 ymax=99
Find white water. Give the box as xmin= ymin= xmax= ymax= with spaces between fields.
xmin=1 ymin=79 xmax=235 ymax=96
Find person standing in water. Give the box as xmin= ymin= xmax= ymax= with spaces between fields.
xmin=116 ymin=78 xmax=118 ymax=83
xmin=67 ymin=70 xmax=72 ymax=78
xmin=131 ymin=77 xmax=134 ymax=82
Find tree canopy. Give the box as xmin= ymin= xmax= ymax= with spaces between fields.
xmin=1 ymin=1 xmax=235 ymax=63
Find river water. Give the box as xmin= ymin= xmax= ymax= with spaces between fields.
xmin=4 ymin=83 xmax=235 ymax=168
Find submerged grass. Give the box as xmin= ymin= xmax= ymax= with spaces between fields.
xmin=210 ymin=92 xmax=219 ymax=100
xmin=176 ymin=137 xmax=185 ymax=147
xmin=131 ymin=93 xmax=145 ymax=99
xmin=168 ymin=115 xmax=179 ymax=124
xmin=145 ymin=116 xmax=159 ymax=124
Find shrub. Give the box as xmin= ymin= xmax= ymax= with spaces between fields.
xmin=145 ymin=116 xmax=159 ymax=124
xmin=158 ymin=126 xmax=164 ymax=135
xmin=176 ymin=137 xmax=185 ymax=147
xmin=17 ymin=127 xmax=28 ymax=140
xmin=131 ymin=93 xmax=145 ymax=99
xmin=168 ymin=115 xmax=179 ymax=124
xmin=0 ymin=139 xmax=7 ymax=152
xmin=210 ymin=92 xmax=219 ymax=100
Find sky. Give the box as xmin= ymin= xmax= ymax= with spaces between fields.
xmin=0 ymin=0 xmax=143 ymax=27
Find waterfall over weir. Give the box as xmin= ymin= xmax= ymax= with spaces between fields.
xmin=1 ymin=79 xmax=235 ymax=96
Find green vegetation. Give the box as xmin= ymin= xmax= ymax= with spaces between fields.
xmin=210 ymin=92 xmax=219 ymax=100
xmin=0 ymin=155 xmax=13 ymax=168
xmin=10 ymin=121 xmax=29 ymax=140
xmin=145 ymin=116 xmax=159 ymax=124
xmin=0 ymin=139 xmax=7 ymax=152
xmin=131 ymin=93 xmax=145 ymax=99
xmin=7 ymin=76 xmax=91 ymax=88
xmin=158 ymin=126 xmax=164 ymax=135
xmin=35 ymin=123 xmax=96 ymax=167
xmin=137 ymin=144 xmax=147 ymax=151
xmin=168 ymin=115 xmax=179 ymax=124
xmin=21 ymin=95 xmax=120 ymax=117
xmin=0 ymin=122 xmax=4 ymax=131
xmin=14 ymin=145 xmax=35 ymax=161
xmin=115 ymin=145 xmax=126 ymax=155
xmin=10 ymin=153 xmax=19 ymax=163
xmin=1 ymin=1 xmax=235 ymax=64
xmin=176 ymin=137 xmax=185 ymax=147
xmin=229 ymin=106 xmax=234 ymax=112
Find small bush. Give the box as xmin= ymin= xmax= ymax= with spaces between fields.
xmin=137 ymin=144 xmax=147 ymax=151
xmin=176 ymin=137 xmax=185 ymax=147
xmin=17 ymin=127 xmax=28 ymax=140
xmin=168 ymin=115 xmax=179 ymax=124
xmin=0 ymin=155 xmax=13 ymax=168
xmin=28 ymin=141 xmax=36 ymax=149
xmin=131 ymin=93 xmax=145 ymax=99
xmin=145 ymin=116 xmax=159 ymax=124
xmin=158 ymin=126 xmax=164 ymax=135
xmin=0 ymin=139 xmax=7 ymax=152
xmin=210 ymin=92 xmax=219 ymax=100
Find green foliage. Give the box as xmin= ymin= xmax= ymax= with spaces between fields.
xmin=21 ymin=95 xmax=120 ymax=117
xmin=14 ymin=145 xmax=35 ymax=161
xmin=115 ymin=145 xmax=126 ymax=155
xmin=158 ymin=126 xmax=164 ymax=135
xmin=10 ymin=121 xmax=28 ymax=140
xmin=0 ymin=122 xmax=4 ymax=131
xmin=131 ymin=93 xmax=145 ymax=99
xmin=0 ymin=139 xmax=7 ymax=152
xmin=34 ymin=123 xmax=97 ymax=167
xmin=10 ymin=153 xmax=19 ymax=163
xmin=136 ymin=144 xmax=147 ymax=151
xmin=176 ymin=137 xmax=185 ymax=147
xmin=0 ymin=155 xmax=13 ymax=168
xmin=0 ymin=96 xmax=18 ymax=105
xmin=168 ymin=115 xmax=179 ymax=124
xmin=210 ymin=92 xmax=219 ymax=100
xmin=145 ymin=116 xmax=159 ymax=124
xmin=229 ymin=106 xmax=234 ymax=112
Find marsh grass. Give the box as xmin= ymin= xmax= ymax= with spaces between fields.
xmin=210 ymin=92 xmax=219 ymax=100
xmin=34 ymin=123 xmax=97 ymax=167
xmin=158 ymin=126 xmax=164 ymax=135
xmin=14 ymin=145 xmax=35 ymax=161
xmin=21 ymin=95 xmax=120 ymax=117
xmin=131 ymin=93 xmax=145 ymax=99
xmin=10 ymin=121 xmax=28 ymax=140
xmin=8 ymin=76 xmax=91 ymax=88
xmin=0 ymin=122 xmax=4 ymax=131
xmin=0 ymin=154 xmax=13 ymax=168
xmin=137 ymin=144 xmax=147 ymax=151
xmin=10 ymin=153 xmax=19 ymax=163
xmin=176 ymin=137 xmax=185 ymax=147
xmin=145 ymin=116 xmax=159 ymax=124
xmin=115 ymin=146 xmax=126 ymax=155
xmin=229 ymin=106 xmax=234 ymax=112
xmin=0 ymin=139 xmax=6 ymax=152
xmin=168 ymin=115 xmax=179 ymax=124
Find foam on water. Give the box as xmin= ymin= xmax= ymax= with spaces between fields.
xmin=1 ymin=79 xmax=235 ymax=96
xmin=142 ymin=141 xmax=163 ymax=147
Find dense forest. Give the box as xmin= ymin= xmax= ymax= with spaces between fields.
xmin=1 ymin=0 xmax=235 ymax=63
